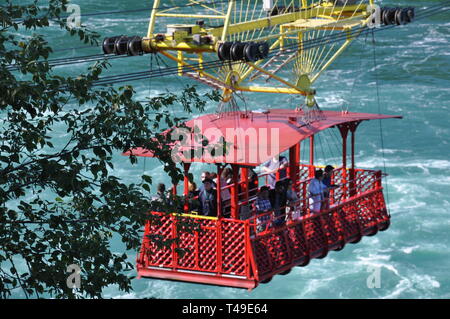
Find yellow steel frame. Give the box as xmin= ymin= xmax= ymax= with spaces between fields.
xmin=144 ymin=1 xmax=372 ymax=98
xmin=206 ymin=5 xmax=365 ymax=38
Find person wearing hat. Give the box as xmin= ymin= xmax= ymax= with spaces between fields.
xmin=198 ymin=178 xmax=217 ymax=217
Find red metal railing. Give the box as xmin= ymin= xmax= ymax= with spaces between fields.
xmin=137 ymin=212 xmax=254 ymax=278
xmin=137 ymin=165 xmax=389 ymax=288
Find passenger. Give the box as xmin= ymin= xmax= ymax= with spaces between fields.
xmin=269 ymin=180 xmax=287 ymax=227
xmin=222 ymin=167 xmax=234 ymax=185
xmin=322 ymin=165 xmax=339 ymax=210
xmin=188 ymin=181 xmax=199 ymax=197
xmin=210 ymin=172 xmax=218 ymax=187
xmin=151 ymin=183 xmax=172 ymax=212
xmin=201 ymin=171 xmax=211 ymax=181
xmin=248 ymin=169 xmax=259 ymax=197
xmin=198 ymin=178 xmax=217 ymax=217
xmin=255 ymin=186 xmax=272 ymax=232
xmin=198 ymin=171 xmax=211 ymax=192
xmin=285 ymin=178 xmax=299 ymax=220
xmin=219 ymin=169 xmax=231 ymax=216
xmin=262 ymin=155 xmax=289 ymax=188
xmin=188 ymin=182 xmax=201 ymax=213
xmin=152 ymin=183 xmax=168 ymax=203
xmin=285 ymin=178 xmax=298 ymax=202
xmin=308 ymin=169 xmax=327 ymax=214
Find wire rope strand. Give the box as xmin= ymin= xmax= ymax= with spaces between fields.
xmin=15 ymin=3 xmax=447 ymax=87
xmin=371 ymin=29 xmax=390 ymax=215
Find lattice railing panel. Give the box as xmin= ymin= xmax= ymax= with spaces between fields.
xmin=298 ymin=165 xmax=311 ymax=181
xmin=252 ymin=239 xmax=272 ymax=276
xmin=373 ymin=191 xmax=389 ymax=222
xmin=221 ymin=220 xmax=247 ymax=275
xmin=144 ymin=215 xmax=174 ymax=267
xmin=355 ymin=169 xmax=378 ymax=194
xmin=304 ymin=215 xmax=327 ymax=253
xmin=196 ymin=219 xmax=218 ymax=271
xmin=177 ymin=230 xmax=196 ymax=269
xmin=340 ymin=202 xmax=362 ymax=238
xmin=138 ymin=168 xmax=390 ymax=284
xmin=354 ymin=190 xmax=388 ymax=231
xmin=286 ymin=222 xmax=309 ymax=261
xmin=320 ymin=211 xmax=342 ymax=247
xmin=265 ymin=232 xmax=291 ymax=268
xmin=330 ymin=168 xmax=347 ymax=205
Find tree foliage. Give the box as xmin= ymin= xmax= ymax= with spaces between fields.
xmin=0 ymin=0 xmax=219 ymax=298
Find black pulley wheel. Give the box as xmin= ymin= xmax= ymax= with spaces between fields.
xmin=389 ymin=8 xmax=399 ymax=24
xmin=244 ymin=42 xmax=258 ymax=62
xmin=218 ymin=42 xmax=233 ymax=61
xmin=381 ymin=8 xmax=389 ymax=25
xmin=406 ymin=7 xmax=415 ymax=23
xmin=102 ymin=36 xmax=120 ymax=54
xmin=114 ymin=36 xmax=129 ymax=55
xmin=395 ymin=8 xmax=407 ymax=25
xmin=127 ymin=36 xmax=143 ymax=56
xmin=230 ymin=42 xmax=246 ymax=61
xmin=383 ymin=8 xmax=395 ymax=25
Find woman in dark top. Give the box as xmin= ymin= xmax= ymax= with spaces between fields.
xmin=198 ymin=178 xmax=217 ymax=217
xmin=269 ymin=180 xmax=287 ymax=227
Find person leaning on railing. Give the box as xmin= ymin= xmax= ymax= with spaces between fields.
xmin=261 ymin=155 xmax=289 ymax=189
xmin=248 ymin=169 xmax=259 ymax=197
xmin=322 ymin=165 xmax=340 ymax=210
xmin=285 ymin=178 xmax=300 ymax=220
xmin=269 ymin=181 xmax=287 ymax=227
xmin=308 ymin=169 xmax=328 ymax=214
xmin=187 ymin=181 xmax=200 ymax=212
xmin=255 ymin=186 xmax=272 ymax=232
xmin=219 ymin=168 xmax=232 ymax=216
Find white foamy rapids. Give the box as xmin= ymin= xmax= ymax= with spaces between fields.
xmin=381 ymin=274 xmax=441 ymax=299
xmin=356 ymin=157 xmax=450 ymax=170
xmin=401 ymin=245 xmax=420 ymax=255
xmin=375 ymin=148 xmax=413 ymax=155
xmin=104 ymin=279 xmax=180 ymax=299
xmin=316 ymin=94 xmax=348 ymax=109
xmin=352 ymin=245 xmax=443 ymax=299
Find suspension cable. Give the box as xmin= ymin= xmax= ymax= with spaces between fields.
xmin=11 ymin=0 xmax=237 ymax=24
xmin=371 ymin=29 xmax=390 ymax=214
xmin=9 ymin=1 xmax=449 ymax=72
xmin=6 ymin=2 xmax=450 ymax=86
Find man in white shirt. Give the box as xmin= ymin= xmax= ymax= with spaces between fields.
xmin=308 ymin=169 xmax=327 ymax=214
xmin=261 ymin=155 xmax=289 ymax=188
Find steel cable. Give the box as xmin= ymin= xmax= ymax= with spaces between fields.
xmin=7 ymin=2 xmax=448 ymax=73
xmin=6 ymin=2 xmax=449 ymax=85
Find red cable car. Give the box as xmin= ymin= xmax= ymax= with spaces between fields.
xmin=124 ymin=108 xmax=401 ymax=290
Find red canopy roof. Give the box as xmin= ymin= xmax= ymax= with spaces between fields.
xmin=123 ymin=109 xmax=401 ymax=166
